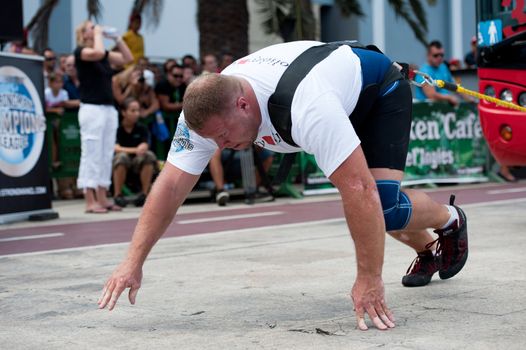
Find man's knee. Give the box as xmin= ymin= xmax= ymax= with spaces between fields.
xmin=376 ymin=180 xmax=412 ymax=231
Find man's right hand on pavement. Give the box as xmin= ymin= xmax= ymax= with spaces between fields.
xmin=351 ymin=275 xmax=396 ymax=331
xmin=98 ymin=261 xmax=143 ymax=311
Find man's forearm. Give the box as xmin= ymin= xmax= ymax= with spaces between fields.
xmin=124 ymin=166 xmax=196 ymax=266
xmin=341 ymin=187 xmax=385 ymax=277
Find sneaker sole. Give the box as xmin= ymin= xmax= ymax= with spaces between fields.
xmin=402 ymin=274 xmax=434 ymax=287
xmin=439 ymin=205 xmax=468 ymax=280
xmin=216 ymin=193 xmax=229 ymax=206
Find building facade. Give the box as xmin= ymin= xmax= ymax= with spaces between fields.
xmin=21 ymin=0 xmax=476 ymax=67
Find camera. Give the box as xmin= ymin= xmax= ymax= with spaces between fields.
xmin=138 ymin=75 xmax=145 ymax=83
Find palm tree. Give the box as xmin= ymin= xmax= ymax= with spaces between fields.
xmin=256 ymin=0 xmax=436 ymax=45
xmin=27 ymin=0 xmax=434 ymax=57
xmin=27 ymin=0 xmax=164 ymax=53
xmin=197 ymin=0 xmax=249 ymax=60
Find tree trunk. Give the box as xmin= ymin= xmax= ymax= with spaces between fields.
xmin=198 ymin=0 xmax=249 ymax=59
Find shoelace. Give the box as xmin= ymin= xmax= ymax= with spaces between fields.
xmin=406 ymin=252 xmax=434 ymax=275
xmin=429 ymin=217 xmax=461 ymax=266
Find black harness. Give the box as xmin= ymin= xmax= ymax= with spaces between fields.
xmin=268 ymin=41 xmax=407 ymax=185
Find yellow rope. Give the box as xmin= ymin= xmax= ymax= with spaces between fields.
xmin=435 ymin=80 xmax=526 ymax=113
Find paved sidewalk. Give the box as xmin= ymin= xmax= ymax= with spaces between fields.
xmin=1 ymin=197 xmax=525 ymax=349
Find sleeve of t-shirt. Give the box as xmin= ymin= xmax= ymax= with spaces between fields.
xmin=166 ymin=114 xmax=217 ymax=175
xmin=291 ymin=91 xmax=361 ymax=177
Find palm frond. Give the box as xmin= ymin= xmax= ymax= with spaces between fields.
xmin=409 ymin=0 xmax=427 ymax=32
xmin=87 ymin=0 xmax=102 ymax=21
xmin=387 ymin=0 xmax=427 ymax=46
xmin=334 ymin=0 xmax=364 ymax=17
xmin=255 ymin=0 xmax=291 ymax=35
xmin=132 ymin=0 xmax=164 ymax=28
xmin=255 ymin=0 xmax=315 ymax=41
xmin=26 ymin=0 xmax=59 ymax=53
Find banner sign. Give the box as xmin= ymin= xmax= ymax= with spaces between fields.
xmin=302 ymin=102 xmax=489 ymax=195
xmin=404 ymin=102 xmax=489 ymax=185
xmin=0 ymin=53 xmax=53 ymax=222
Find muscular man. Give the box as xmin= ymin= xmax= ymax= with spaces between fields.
xmin=98 ymin=41 xmax=469 ymax=331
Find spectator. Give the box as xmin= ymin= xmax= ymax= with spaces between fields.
xmin=464 ymin=36 xmax=478 ymax=69
xmin=58 ymin=53 xmax=69 ymax=73
xmin=162 ymin=58 xmax=177 ymax=76
xmin=148 ymin=62 xmax=163 ymax=86
xmin=209 ymin=149 xmax=230 ymax=206
xmin=201 ymin=53 xmax=219 ymax=74
xmin=414 ymin=40 xmax=459 ymax=106
xmin=182 ymin=65 xmax=196 ymax=85
xmin=45 ymin=70 xmax=79 ymax=199
xmin=45 ymin=70 xmax=69 ymax=114
xmin=255 ymin=147 xmax=274 ymax=190
xmin=448 ymin=58 xmax=462 ymax=71
xmin=112 ymin=97 xmax=158 ymax=207
xmin=122 ymin=12 xmax=144 ymax=66
xmin=182 ymin=54 xmax=200 ymax=75
xmin=220 ymin=52 xmax=234 ymax=72
xmin=208 ymin=146 xmax=274 ymax=206
xmin=6 ymin=28 xmax=35 ymax=55
xmin=74 ymin=20 xmax=133 ymax=213
xmin=112 ymin=65 xmax=159 ymax=118
xmin=43 ymin=48 xmax=57 ymax=88
xmin=497 ymin=165 xmax=518 ymax=182
xmin=62 ymin=54 xmax=81 ymax=103
xmin=201 ymin=53 xmax=223 ymax=198
xmin=155 ymin=64 xmax=186 ymax=116
xmin=136 ymin=56 xmax=155 ymax=87
xmin=45 ymin=70 xmax=69 ymax=170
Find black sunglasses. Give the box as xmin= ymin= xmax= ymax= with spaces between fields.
xmin=432 ymin=53 xmax=444 ymax=58
xmin=45 ymin=56 xmax=56 ymax=61
xmin=172 ymin=74 xmax=183 ymax=78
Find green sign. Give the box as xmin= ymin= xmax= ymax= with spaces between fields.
xmin=404 ymin=102 xmax=489 ymax=185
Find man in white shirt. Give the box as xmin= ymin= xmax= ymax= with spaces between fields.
xmin=98 ymin=41 xmax=469 ymax=331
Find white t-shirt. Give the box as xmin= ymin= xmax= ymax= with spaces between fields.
xmin=45 ymin=88 xmax=69 ymax=107
xmin=167 ymin=41 xmax=362 ymax=177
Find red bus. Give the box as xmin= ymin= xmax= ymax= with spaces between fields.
xmin=477 ymin=0 xmax=526 ymax=165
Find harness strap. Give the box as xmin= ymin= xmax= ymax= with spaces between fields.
xmin=268 ymin=42 xmax=343 ymax=147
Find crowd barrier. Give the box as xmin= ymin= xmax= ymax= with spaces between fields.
xmin=46 ymin=101 xmax=491 ymax=197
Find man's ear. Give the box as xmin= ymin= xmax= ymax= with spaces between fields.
xmin=237 ymin=96 xmax=248 ymax=110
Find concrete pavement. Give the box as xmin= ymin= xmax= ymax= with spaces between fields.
xmin=0 ymin=191 xmax=525 ymax=349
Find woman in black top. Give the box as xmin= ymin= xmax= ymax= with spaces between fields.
xmin=75 ymin=20 xmax=133 ymax=213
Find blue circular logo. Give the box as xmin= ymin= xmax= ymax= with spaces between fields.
xmin=0 ymin=66 xmax=46 ymax=177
